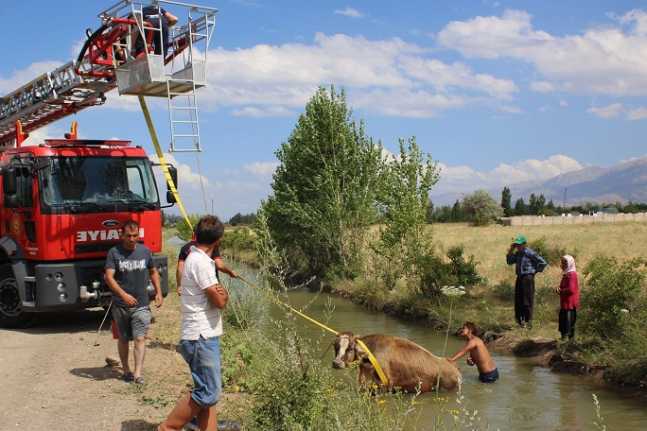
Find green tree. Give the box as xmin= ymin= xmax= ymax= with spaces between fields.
xmin=462 ymin=190 xmax=503 ymax=226
xmin=262 ymin=87 xmax=384 ymax=279
xmin=514 ymin=198 xmax=527 ymax=215
xmin=426 ymin=199 xmax=434 ymax=223
xmin=451 ymin=200 xmax=463 ymax=222
xmin=501 ymin=186 xmax=512 ymax=217
xmin=229 ymin=212 xmax=257 ymax=226
xmin=432 ymin=205 xmax=452 ymax=223
xmin=375 ymin=137 xmax=439 ymax=287
xmin=537 ymin=194 xmax=547 ymax=214
xmin=528 ymin=193 xmax=538 ymax=215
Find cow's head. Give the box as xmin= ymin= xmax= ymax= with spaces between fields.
xmin=332 ymin=332 xmax=360 ymax=369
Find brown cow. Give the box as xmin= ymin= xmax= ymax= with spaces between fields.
xmin=332 ymin=332 xmax=462 ymax=392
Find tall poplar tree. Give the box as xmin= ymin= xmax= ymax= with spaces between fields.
xmin=262 ymin=87 xmax=384 ymax=278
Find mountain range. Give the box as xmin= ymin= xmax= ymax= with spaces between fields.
xmin=432 ymin=156 xmax=647 ymax=206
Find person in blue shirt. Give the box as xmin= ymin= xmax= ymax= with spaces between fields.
xmin=506 ymin=234 xmax=547 ymax=328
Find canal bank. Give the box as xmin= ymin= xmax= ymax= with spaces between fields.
xmin=218 ymin=260 xmax=647 ymax=430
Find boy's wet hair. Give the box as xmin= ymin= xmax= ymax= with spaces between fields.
xmin=195 ymin=215 xmax=225 ymax=245
xmin=462 ymin=321 xmax=481 ymax=337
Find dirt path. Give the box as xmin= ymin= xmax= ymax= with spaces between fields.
xmin=0 ymin=310 xmax=166 ymax=431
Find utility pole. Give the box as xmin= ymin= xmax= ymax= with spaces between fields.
xmin=563 ymin=187 xmax=568 ymax=209
xmin=211 ymin=198 xmax=214 ymax=214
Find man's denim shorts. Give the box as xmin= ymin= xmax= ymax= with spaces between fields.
xmin=179 ymin=336 xmax=222 ymax=407
xmin=111 ymin=305 xmax=151 ymax=341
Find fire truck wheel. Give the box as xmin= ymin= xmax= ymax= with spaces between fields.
xmin=0 ymin=266 xmax=32 ymax=328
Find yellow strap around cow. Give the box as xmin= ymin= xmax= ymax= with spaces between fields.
xmin=236 ymin=275 xmax=389 ymax=387
xmin=355 ymin=338 xmax=389 ymax=387
xmin=138 ymin=95 xmax=193 ymax=230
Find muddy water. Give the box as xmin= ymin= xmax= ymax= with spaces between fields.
xmin=231 ymin=267 xmax=647 ymax=430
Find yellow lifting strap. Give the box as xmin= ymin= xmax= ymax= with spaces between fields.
xmin=237 ymin=276 xmax=389 ymax=387
xmin=138 ymin=96 xmax=193 ymax=230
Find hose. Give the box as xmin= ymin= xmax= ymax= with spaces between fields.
xmin=75 ymin=23 xmax=110 ymax=73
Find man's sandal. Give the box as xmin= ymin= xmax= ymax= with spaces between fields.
xmin=123 ymin=372 xmax=134 ymax=382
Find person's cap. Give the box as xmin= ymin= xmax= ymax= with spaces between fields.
xmin=513 ymin=234 xmax=527 ymax=245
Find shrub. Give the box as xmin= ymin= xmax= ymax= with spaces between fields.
xmin=527 ymin=237 xmax=570 ymax=265
xmin=175 ymin=214 xmax=202 ymax=240
xmin=245 ymin=323 xmax=418 ymax=431
xmin=446 ymin=245 xmax=482 ymax=287
xmin=579 ymin=256 xmax=646 ymax=340
xmin=220 ymin=329 xmax=263 ymax=392
xmin=492 ymin=279 xmax=515 ymax=301
xmin=418 ymin=246 xmax=483 ymax=297
xmin=221 ymin=227 xmax=257 ymax=259
xmin=461 ymin=190 xmax=503 ymax=226
xmin=248 ymin=332 xmax=328 ymax=431
xmin=223 ymin=284 xmax=267 ymax=330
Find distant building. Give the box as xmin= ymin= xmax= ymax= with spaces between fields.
xmin=599 ymin=207 xmax=619 ymax=214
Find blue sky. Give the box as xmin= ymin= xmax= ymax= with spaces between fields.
xmin=2 ymin=0 xmax=647 ymax=217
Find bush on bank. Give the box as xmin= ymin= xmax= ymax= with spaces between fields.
xmin=217 ymin=274 xmax=419 ymax=430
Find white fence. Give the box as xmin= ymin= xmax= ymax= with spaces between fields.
xmin=501 ymin=212 xmax=647 ymax=226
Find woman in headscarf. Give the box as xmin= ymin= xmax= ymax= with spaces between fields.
xmin=557 ymin=255 xmax=580 ymax=340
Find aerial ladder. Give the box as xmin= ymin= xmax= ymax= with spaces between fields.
xmin=0 ymin=0 xmax=217 ymax=152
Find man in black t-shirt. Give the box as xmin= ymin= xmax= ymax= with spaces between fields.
xmin=105 ymin=220 xmax=162 ymax=384
xmin=176 ymin=228 xmax=237 ymax=295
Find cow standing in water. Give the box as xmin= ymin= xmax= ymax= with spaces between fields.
xmin=332 ymin=332 xmax=462 ymax=392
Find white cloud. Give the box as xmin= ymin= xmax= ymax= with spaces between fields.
xmin=20 ymin=126 xmax=61 ymax=146
xmin=399 ymin=57 xmax=517 ymax=99
xmin=498 ymin=104 xmax=523 ymax=114
xmin=437 ymin=9 xmax=647 ymax=96
xmin=334 ymin=7 xmax=364 ymax=18
xmin=587 ymin=103 xmax=624 ymax=119
xmin=198 ymin=33 xmax=517 ymax=117
xmin=559 ymin=99 xmax=568 ymax=107
xmin=435 ymin=154 xmax=583 ymax=194
xmin=587 ymin=103 xmax=647 ymax=120
xmin=232 ymin=106 xmax=295 ymax=117
xmin=3 ymin=34 xmax=518 ymax=120
xmin=530 ymin=81 xmax=555 ymax=93
xmin=627 ymin=106 xmax=647 ymax=120
xmin=0 ymin=61 xmax=63 ymax=94
xmin=163 ymin=163 xmax=275 ymax=218
xmin=148 ymin=153 xmax=210 ymax=189
xmin=619 ymin=9 xmax=647 ymax=35
xmin=243 ymin=161 xmax=279 ymax=176
xmin=352 ymin=88 xmax=467 ymax=118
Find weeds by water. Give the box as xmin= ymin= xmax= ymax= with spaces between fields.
xmin=592 ymin=394 xmax=607 ymax=431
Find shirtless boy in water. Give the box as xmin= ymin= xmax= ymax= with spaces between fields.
xmin=448 ymin=322 xmax=499 ymax=383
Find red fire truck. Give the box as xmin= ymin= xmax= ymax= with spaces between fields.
xmin=0 ymin=0 xmax=216 ymax=327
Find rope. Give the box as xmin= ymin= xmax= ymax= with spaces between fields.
xmin=92 ymin=299 xmax=113 ymax=347
xmin=236 ymin=275 xmax=389 ymax=387
xmin=195 ymin=153 xmax=209 ymax=213
xmin=138 ymin=95 xmax=193 ymax=230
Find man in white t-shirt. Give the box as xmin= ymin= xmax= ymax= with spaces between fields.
xmin=159 ymin=216 xmax=229 ymax=431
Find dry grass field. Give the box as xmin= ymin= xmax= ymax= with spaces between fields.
xmin=431 ymin=221 xmax=647 ymax=289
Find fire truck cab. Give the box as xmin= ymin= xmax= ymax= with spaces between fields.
xmin=0 ymin=0 xmax=217 ymax=327
xmin=0 ymin=137 xmax=175 ymax=326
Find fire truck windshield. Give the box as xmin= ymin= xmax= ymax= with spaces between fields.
xmin=39 ymin=157 xmax=159 ymax=213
